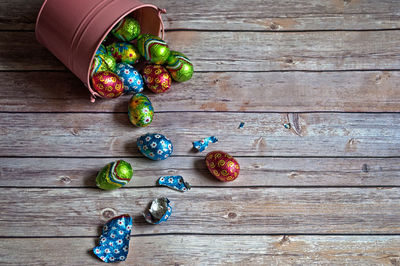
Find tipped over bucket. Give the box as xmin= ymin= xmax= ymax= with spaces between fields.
xmin=36 ymin=0 xmax=165 ymax=102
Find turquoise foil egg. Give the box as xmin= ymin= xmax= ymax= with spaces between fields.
xmin=116 ymin=63 xmax=144 ymax=94
xmin=137 ymin=133 xmax=173 ymax=160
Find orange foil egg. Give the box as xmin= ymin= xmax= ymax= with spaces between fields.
xmin=92 ymin=71 xmax=124 ymax=98
xmin=205 ymin=151 xmax=240 ymax=182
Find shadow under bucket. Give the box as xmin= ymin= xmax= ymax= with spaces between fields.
xmin=35 ymin=0 xmax=165 ymax=102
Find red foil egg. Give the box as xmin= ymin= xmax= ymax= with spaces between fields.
xmin=142 ymin=64 xmax=171 ymax=93
xmin=92 ymin=71 xmax=124 ymax=98
xmin=205 ymin=151 xmax=240 ymax=182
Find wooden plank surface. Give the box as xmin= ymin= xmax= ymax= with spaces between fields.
xmin=1 ymin=235 xmax=400 ymax=265
xmin=2 ymin=31 xmax=400 ymax=72
xmin=1 ymin=112 xmax=399 ymax=157
xmin=1 ymin=71 xmax=399 ymax=112
xmin=1 ymin=0 xmax=400 ymax=264
xmin=2 ymin=0 xmax=400 ymax=31
xmin=1 ymin=157 xmax=399 ymax=187
xmin=0 ymin=187 xmax=399 ymax=236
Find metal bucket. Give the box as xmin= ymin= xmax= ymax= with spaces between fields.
xmin=35 ymin=0 xmax=166 ymax=102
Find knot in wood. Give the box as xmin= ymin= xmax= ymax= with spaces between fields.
xmin=362 ymin=164 xmax=369 ymax=173
xmin=70 ymin=128 xmax=79 ymax=136
xmin=59 ymin=176 xmax=71 ymax=184
xmin=228 ymin=212 xmax=237 ymax=219
xmin=101 ymin=208 xmax=116 ymax=219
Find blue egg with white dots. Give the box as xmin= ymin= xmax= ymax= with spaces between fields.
xmin=116 ymin=63 xmax=144 ymax=94
xmin=137 ymin=133 xmax=173 ymax=160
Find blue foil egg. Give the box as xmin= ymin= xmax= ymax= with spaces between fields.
xmin=137 ymin=133 xmax=173 ymax=160
xmin=95 ymin=44 xmax=108 ymax=56
xmin=116 ymin=63 xmax=144 ymax=94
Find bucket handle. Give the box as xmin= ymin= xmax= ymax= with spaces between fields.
xmin=158 ymin=8 xmax=166 ymax=40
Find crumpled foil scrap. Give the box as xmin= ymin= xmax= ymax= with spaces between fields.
xmin=143 ymin=197 xmax=172 ymax=224
xmin=193 ymin=136 xmax=218 ymax=152
xmin=158 ymin=175 xmax=191 ymax=192
xmin=93 ymin=214 xmax=132 ymax=263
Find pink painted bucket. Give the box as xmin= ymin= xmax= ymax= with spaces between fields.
xmin=35 ymin=0 xmax=166 ymax=102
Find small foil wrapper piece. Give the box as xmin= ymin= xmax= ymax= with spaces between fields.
xmin=193 ymin=136 xmax=218 ymax=152
xmin=93 ymin=215 xmax=132 ymax=263
xmin=143 ymin=197 xmax=172 ymax=224
xmin=158 ymin=176 xmax=191 ymax=192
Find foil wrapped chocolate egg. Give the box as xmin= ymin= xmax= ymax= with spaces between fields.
xmin=116 ymin=63 xmax=144 ymax=94
xmin=96 ymin=160 xmax=133 ymax=190
xmin=90 ymin=54 xmax=117 ymax=77
xmin=107 ymin=42 xmax=141 ymax=65
xmin=128 ymin=93 xmax=154 ymax=127
xmin=137 ymin=34 xmax=170 ymax=64
xmin=92 ymin=71 xmax=124 ymax=98
xmin=165 ymin=51 xmax=194 ymax=82
xmin=142 ymin=64 xmax=171 ymax=93
xmin=95 ymin=44 xmax=108 ymax=56
xmin=111 ymin=17 xmax=141 ymax=41
xmin=205 ymin=151 xmax=240 ymax=182
xmin=137 ymin=133 xmax=173 ymax=160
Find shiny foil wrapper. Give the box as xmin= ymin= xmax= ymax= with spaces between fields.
xmin=193 ymin=136 xmax=218 ymax=152
xmin=116 ymin=63 xmax=144 ymax=94
xmin=158 ymin=175 xmax=191 ymax=192
xmin=142 ymin=64 xmax=171 ymax=93
xmin=205 ymin=151 xmax=240 ymax=182
xmin=128 ymin=93 xmax=154 ymax=127
xmin=92 ymin=71 xmax=124 ymax=98
xmin=107 ymin=42 xmax=141 ymax=65
xmin=137 ymin=34 xmax=170 ymax=64
xmin=165 ymin=51 xmax=194 ymax=82
xmin=111 ymin=17 xmax=141 ymax=42
xmin=90 ymin=54 xmax=117 ymax=77
xmin=93 ymin=214 xmax=133 ymax=263
xmin=95 ymin=44 xmax=108 ymax=56
xmin=143 ymin=197 xmax=172 ymax=224
xmin=96 ymin=160 xmax=133 ymax=190
xmin=137 ymin=133 xmax=173 ymax=160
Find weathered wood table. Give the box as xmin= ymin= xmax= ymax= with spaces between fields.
xmin=1 ymin=0 xmax=400 ymax=265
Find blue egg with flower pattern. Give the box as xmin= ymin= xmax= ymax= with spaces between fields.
xmin=116 ymin=63 xmax=144 ymax=94
xmin=137 ymin=133 xmax=173 ymax=160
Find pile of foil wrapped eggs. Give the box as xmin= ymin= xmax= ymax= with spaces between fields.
xmin=90 ymin=16 xmax=194 ymax=127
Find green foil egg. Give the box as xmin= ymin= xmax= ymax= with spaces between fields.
xmin=90 ymin=54 xmax=117 ymax=77
xmin=137 ymin=34 xmax=170 ymax=64
xmin=111 ymin=17 xmax=141 ymax=41
xmin=107 ymin=42 xmax=141 ymax=65
xmin=96 ymin=160 xmax=133 ymax=190
xmin=128 ymin=93 xmax=154 ymax=127
xmin=165 ymin=51 xmax=194 ymax=82
xmin=95 ymin=44 xmax=108 ymax=56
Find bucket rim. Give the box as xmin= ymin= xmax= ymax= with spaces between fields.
xmin=35 ymin=0 xmax=49 ymax=42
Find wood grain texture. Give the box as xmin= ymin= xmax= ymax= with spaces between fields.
xmin=2 ymin=31 xmax=400 ymax=71
xmin=1 ymin=71 xmax=399 ymax=112
xmin=2 ymin=0 xmax=400 ymax=31
xmin=1 ymin=235 xmax=400 ymax=265
xmin=1 ymin=112 xmax=399 ymax=157
xmin=1 ymin=157 xmax=400 ymax=187
xmin=0 ymin=187 xmax=399 ymax=236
